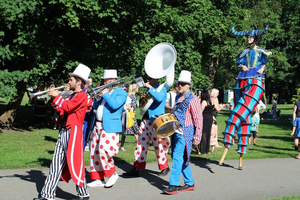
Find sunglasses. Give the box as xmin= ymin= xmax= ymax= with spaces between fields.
xmin=178 ymin=82 xmax=188 ymax=86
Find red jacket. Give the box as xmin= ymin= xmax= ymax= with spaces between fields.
xmin=51 ymin=91 xmax=88 ymax=187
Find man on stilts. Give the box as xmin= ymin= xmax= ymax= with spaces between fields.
xmin=219 ymin=25 xmax=272 ymax=169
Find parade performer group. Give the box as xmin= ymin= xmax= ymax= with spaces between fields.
xmin=163 ymin=70 xmax=202 ymax=195
xmin=219 ymin=25 xmax=272 ymax=169
xmin=33 ymin=27 xmax=274 ymax=198
xmin=123 ymin=74 xmax=171 ymax=177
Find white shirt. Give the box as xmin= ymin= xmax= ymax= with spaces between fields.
xmin=166 ymin=91 xmax=177 ymax=113
xmin=123 ymin=96 xmax=131 ymax=110
xmin=95 ymin=89 xmax=114 ymax=121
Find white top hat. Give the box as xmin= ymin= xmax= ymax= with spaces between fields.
xmin=177 ymin=70 xmax=193 ymax=87
xmin=69 ymin=64 xmax=91 ymax=84
xmin=101 ymin=69 xmax=119 ymax=79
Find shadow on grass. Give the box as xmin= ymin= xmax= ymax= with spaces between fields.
xmin=248 ymin=144 xmax=295 ymax=153
xmin=45 ymin=136 xmax=57 ymax=143
xmin=259 ymin=135 xmax=293 ymax=143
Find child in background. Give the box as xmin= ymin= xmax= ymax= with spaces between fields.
xmin=290 ymin=108 xmax=300 ymax=159
xmin=249 ymin=110 xmax=259 ymax=145
xmin=210 ymin=117 xmax=218 ymax=152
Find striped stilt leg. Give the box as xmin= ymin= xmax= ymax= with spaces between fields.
xmin=220 ymin=77 xmax=264 ymax=166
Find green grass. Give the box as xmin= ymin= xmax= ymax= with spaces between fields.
xmin=265 ymin=197 xmax=300 ymax=200
xmin=0 ymin=94 xmax=296 ymax=169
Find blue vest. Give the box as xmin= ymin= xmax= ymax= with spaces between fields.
xmin=173 ymin=91 xmax=195 ymax=165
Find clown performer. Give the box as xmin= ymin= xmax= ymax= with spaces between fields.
xmin=163 ymin=70 xmax=202 ymax=195
xmin=87 ymin=69 xmax=127 ymax=188
xmin=123 ymin=75 xmax=171 ymax=177
xmin=219 ymin=25 xmax=272 ymax=169
xmin=34 ymin=64 xmax=91 ymax=200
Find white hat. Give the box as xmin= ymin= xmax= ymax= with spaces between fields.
xmin=101 ymin=69 xmax=119 ymax=79
xmin=177 ymin=70 xmax=193 ymax=87
xmin=69 ymin=64 xmax=91 ymax=84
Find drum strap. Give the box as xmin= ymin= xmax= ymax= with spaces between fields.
xmin=171 ymin=96 xmax=189 ymax=114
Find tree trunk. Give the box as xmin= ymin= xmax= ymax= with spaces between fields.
xmin=0 ymin=80 xmax=27 ymax=129
xmin=208 ymin=55 xmax=219 ymax=84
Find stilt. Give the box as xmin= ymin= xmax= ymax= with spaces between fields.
xmin=219 ymin=148 xmax=228 ymax=166
xmin=238 ymin=154 xmax=243 ymax=170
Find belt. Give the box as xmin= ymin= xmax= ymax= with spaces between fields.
xmin=96 ymin=120 xmax=103 ymax=122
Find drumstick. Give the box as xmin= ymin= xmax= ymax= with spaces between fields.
xmin=219 ymin=148 xmax=228 ymax=165
xmin=238 ymin=154 xmax=243 ymax=170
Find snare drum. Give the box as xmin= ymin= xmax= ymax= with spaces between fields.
xmin=151 ymin=113 xmax=180 ymax=139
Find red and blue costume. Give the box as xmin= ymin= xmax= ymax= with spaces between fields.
xmin=222 ymin=26 xmax=272 ymax=154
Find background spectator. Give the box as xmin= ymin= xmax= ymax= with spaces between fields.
xmin=124 ymin=84 xmax=140 ymax=142
xmin=293 ymin=99 xmax=300 ymax=123
xmin=210 ymin=88 xmax=224 ymax=148
xmin=199 ymin=89 xmax=214 ymax=155
xmin=165 ymin=82 xmax=179 ymax=113
xmin=33 ymin=83 xmax=47 ymax=128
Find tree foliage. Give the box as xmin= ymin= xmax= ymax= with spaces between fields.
xmin=0 ymin=0 xmax=299 ymax=128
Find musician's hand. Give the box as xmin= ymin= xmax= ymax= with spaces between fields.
xmin=193 ymin=139 xmax=200 ymax=146
xmin=241 ymin=65 xmax=249 ymax=71
xmin=96 ymin=92 xmax=103 ymax=98
xmin=49 ymin=90 xmax=59 ymax=97
xmin=102 ymin=87 xmax=109 ymax=94
xmin=144 ymin=82 xmax=152 ymax=89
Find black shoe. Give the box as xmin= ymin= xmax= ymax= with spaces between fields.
xmin=178 ymin=184 xmax=195 ymax=191
xmin=71 ymin=196 xmax=90 ymax=200
xmin=122 ymin=168 xmax=139 ymax=177
xmin=163 ymin=185 xmax=178 ymax=195
xmin=158 ymin=166 xmax=170 ymax=176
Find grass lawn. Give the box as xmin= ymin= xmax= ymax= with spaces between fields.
xmin=0 ymin=94 xmax=296 ymax=170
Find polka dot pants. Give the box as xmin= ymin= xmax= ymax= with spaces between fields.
xmin=89 ymin=121 xmax=119 ymax=180
xmin=133 ymin=119 xmax=170 ymax=170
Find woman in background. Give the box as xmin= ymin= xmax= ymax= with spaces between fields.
xmin=120 ymin=84 xmax=140 ymax=151
xmin=210 ymin=88 xmax=224 ymax=148
xmin=199 ymin=90 xmax=214 ymax=155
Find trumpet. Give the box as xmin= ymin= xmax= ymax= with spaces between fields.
xmin=29 ymin=85 xmax=68 ymax=99
xmin=90 ymin=76 xmax=134 ymax=98
xmin=35 ymin=90 xmax=73 ymax=99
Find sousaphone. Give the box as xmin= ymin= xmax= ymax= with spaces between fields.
xmin=139 ymin=42 xmax=180 ymax=138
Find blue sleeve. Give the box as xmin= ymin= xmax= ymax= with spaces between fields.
xmin=237 ymin=56 xmax=247 ymax=66
xmin=261 ymin=53 xmax=268 ymax=65
xmin=293 ymin=119 xmax=298 ymax=127
xmin=148 ymin=86 xmax=167 ymax=102
xmin=102 ymin=89 xmax=127 ymax=110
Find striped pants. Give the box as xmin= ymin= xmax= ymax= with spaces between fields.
xmin=133 ymin=119 xmax=170 ymax=170
xmin=222 ymin=77 xmax=264 ymax=154
xmin=40 ymin=128 xmax=89 ymax=199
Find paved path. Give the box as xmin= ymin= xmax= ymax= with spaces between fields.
xmin=0 ymin=158 xmax=299 ymax=200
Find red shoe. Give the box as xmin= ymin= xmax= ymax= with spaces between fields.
xmin=178 ymin=184 xmax=195 ymax=191
xmin=163 ymin=185 xmax=178 ymax=195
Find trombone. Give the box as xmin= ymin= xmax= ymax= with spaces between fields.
xmin=89 ymin=76 xmax=134 ymax=98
